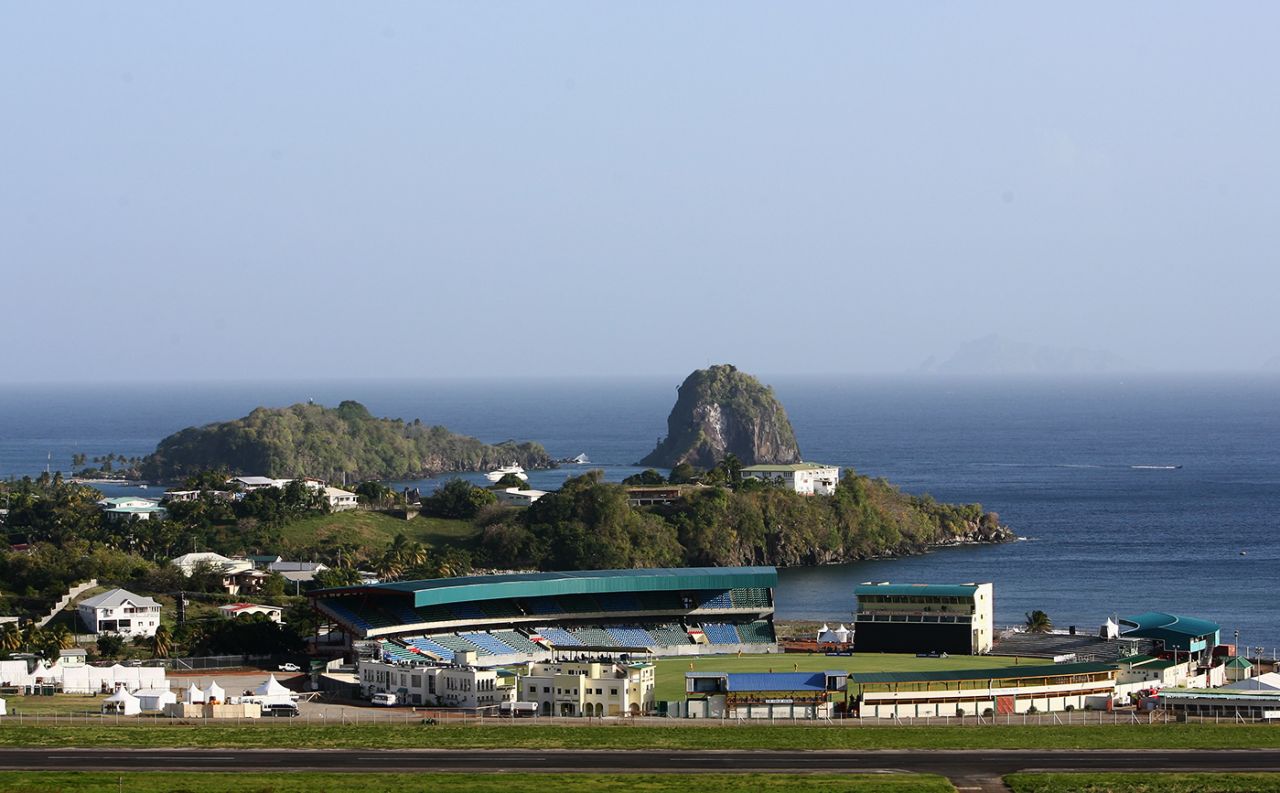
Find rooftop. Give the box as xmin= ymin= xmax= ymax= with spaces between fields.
xmin=741 ymin=463 xmax=836 ymax=472
xmin=1120 ymin=612 xmax=1220 ymax=641
xmin=315 ymin=566 xmax=778 ymax=608
xmin=723 ymin=672 xmax=832 ymax=692
xmin=79 ymin=588 xmax=160 ymax=610
xmin=855 ymin=582 xmax=985 ymax=598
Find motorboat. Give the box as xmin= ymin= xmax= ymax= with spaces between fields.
xmin=485 ymin=464 xmax=528 ymax=482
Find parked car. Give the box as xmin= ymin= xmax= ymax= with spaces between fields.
xmin=278 ymin=662 xmax=301 ymax=672
xmin=371 ymin=692 xmax=399 ymax=706
xmin=262 ymin=703 xmax=300 ymax=717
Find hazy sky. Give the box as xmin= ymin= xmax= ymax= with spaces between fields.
xmin=3 ymin=3 xmax=1278 ymax=381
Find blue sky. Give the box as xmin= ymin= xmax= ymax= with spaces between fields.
xmin=2 ymin=3 xmax=1277 ymax=380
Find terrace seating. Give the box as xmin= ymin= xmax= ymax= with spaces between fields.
xmin=700 ymin=623 xmax=741 ymax=645
xmin=534 ymin=626 xmax=582 ymax=647
xmin=326 ymin=599 xmax=399 ymax=629
xmin=570 ymin=627 xmax=617 ymax=647
xmin=729 ymin=588 xmax=771 ymax=609
xmin=478 ymin=600 xmax=522 ymax=619
xmin=606 ymin=625 xmax=656 ymax=647
xmin=411 ymin=604 xmax=456 ymax=624
xmin=461 ymin=631 xmax=517 ymax=656
xmin=696 ymin=590 xmax=733 ymax=610
xmin=432 ymin=634 xmax=491 ymax=656
xmin=490 ymin=630 xmax=544 ymax=654
xmin=635 ymin=591 xmax=684 ymax=611
xmin=647 ymin=623 xmax=693 ymax=647
xmin=735 ymin=620 xmax=776 ymax=644
xmin=403 ymin=636 xmax=455 ymax=661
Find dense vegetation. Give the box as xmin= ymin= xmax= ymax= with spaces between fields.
xmin=477 ymin=470 xmax=1009 ymax=570
xmin=141 ymin=400 xmax=550 ymax=481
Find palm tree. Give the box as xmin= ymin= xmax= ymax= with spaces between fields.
xmin=375 ymin=552 xmax=403 ymax=582
xmin=0 ymin=623 xmax=21 ymax=653
xmin=1024 ymin=610 xmax=1053 ymax=634
xmin=150 ymin=625 xmax=172 ymax=658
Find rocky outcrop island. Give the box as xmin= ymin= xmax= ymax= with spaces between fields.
xmin=639 ymin=364 xmax=801 ymax=468
xmin=141 ymin=400 xmax=550 ymax=482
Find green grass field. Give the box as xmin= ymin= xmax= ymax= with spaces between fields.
xmin=276 ymin=510 xmax=475 ymax=551
xmin=1 ymin=724 xmax=1278 ymax=751
xmin=651 ymin=652 xmax=1023 ymax=702
xmin=0 ymin=772 xmax=950 ymax=793
xmin=1007 ymin=773 xmax=1280 ymax=792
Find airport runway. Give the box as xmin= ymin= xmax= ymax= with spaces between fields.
xmin=0 ymin=748 xmax=1278 ymax=779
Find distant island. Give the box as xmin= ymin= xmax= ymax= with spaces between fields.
xmin=141 ymin=400 xmax=550 ymax=482
xmin=920 ymin=334 xmax=1133 ymax=375
xmin=639 ymin=365 xmax=801 ymax=468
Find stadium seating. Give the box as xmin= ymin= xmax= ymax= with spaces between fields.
xmin=647 ymin=623 xmax=693 ymax=647
xmin=729 ymin=588 xmax=772 ymax=609
xmin=403 ymin=636 xmax=456 ymax=661
xmin=412 ymin=604 xmax=456 ymax=624
xmin=570 ymin=627 xmax=617 ymax=647
xmin=636 ymin=591 xmax=684 ymax=611
xmin=479 ymin=600 xmax=522 ymax=619
xmin=524 ymin=597 xmax=565 ymax=615
xmin=327 ymin=599 xmax=399 ymax=629
xmin=606 ymin=625 xmax=656 ymax=647
xmin=534 ymin=626 xmax=582 ymax=646
xmin=447 ymin=601 xmax=487 ymax=621
xmin=735 ymin=620 xmax=776 ymax=644
xmin=700 ymin=623 xmax=741 ymax=645
xmin=461 ymin=631 xmax=517 ymax=655
xmin=595 ymin=592 xmax=641 ymax=612
xmin=432 ymin=633 xmax=491 ymax=656
xmin=490 ymin=629 xmax=544 ymax=654
xmin=697 ymin=590 xmax=733 ymax=609
xmin=380 ymin=641 xmax=420 ymax=663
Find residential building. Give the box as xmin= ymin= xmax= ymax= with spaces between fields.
xmin=739 ymin=463 xmax=840 ymax=495
xmin=170 ymin=552 xmax=261 ymax=595
xmin=625 ymin=484 xmax=705 ymax=507
xmin=517 ymin=658 xmax=655 ymax=717
xmin=77 ymin=588 xmax=161 ymax=637
xmin=853 ymin=581 xmax=994 ymax=655
xmin=269 ymin=560 xmax=329 ymax=584
xmin=229 ymin=476 xmax=289 ymax=491
xmin=322 ymin=486 xmax=359 ymax=511
xmin=97 ymin=496 xmax=167 ymax=521
xmin=495 ymin=487 xmax=548 ymax=507
xmin=218 ymin=602 xmax=284 ymax=623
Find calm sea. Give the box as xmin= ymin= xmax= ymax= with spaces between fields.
xmin=1 ymin=375 xmax=1277 ymax=647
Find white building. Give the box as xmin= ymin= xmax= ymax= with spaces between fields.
xmin=495 ymin=488 xmax=548 ymax=507
xmin=97 ymin=496 xmax=167 ymax=521
xmin=740 ymin=463 xmax=840 ymax=495
xmin=322 ymin=486 xmax=359 ymax=511
xmin=229 ymin=476 xmax=290 ymax=491
xmin=358 ymin=657 xmax=515 ymax=710
xmin=218 ymin=602 xmax=284 ymax=623
xmin=170 ymin=552 xmax=260 ymax=595
xmin=269 ymin=561 xmax=329 ymax=584
xmin=517 ymin=658 xmax=656 ymax=717
xmin=853 ymin=581 xmax=995 ymax=655
xmin=77 ymin=588 xmax=161 ymax=638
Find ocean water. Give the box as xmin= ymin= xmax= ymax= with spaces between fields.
xmin=1 ymin=375 xmax=1277 ymax=647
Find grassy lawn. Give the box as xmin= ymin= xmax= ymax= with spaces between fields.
xmin=276 ymin=510 xmax=475 ymax=551
xmin=0 ymin=696 xmax=103 ymax=716
xmin=652 ymin=652 xmax=1022 ymax=702
xmin=0 ymin=723 xmax=1278 ymax=750
xmin=0 ymin=772 xmax=951 ymax=793
xmin=1006 ymin=773 xmax=1280 ymax=792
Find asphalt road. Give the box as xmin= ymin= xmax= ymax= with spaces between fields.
xmin=0 ymin=748 xmax=1277 ymax=777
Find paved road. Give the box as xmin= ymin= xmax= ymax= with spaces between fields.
xmin=1 ymin=748 xmax=1278 ymax=777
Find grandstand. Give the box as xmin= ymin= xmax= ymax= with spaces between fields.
xmin=314 ymin=567 xmax=779 ymax=664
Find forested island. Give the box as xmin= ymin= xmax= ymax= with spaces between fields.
xmin=141 ymin=400 xmax=550 ymax=482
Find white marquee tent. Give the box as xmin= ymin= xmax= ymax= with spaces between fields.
xmin=102 ymin=689 xmax=141 ymax=716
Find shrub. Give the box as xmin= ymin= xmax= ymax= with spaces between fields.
xmin=982 ymin=707 xmax=994 ymax=717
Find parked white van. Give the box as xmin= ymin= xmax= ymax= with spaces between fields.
xmin=371 ymin=692 xmax=399 ymax=706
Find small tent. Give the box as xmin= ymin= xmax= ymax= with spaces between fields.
xmin=102 ymin=688 xmax=141 ymax=716
xmin=253 ymin=674 xmax=295 ymax=705
xmin=184 ymin=682 xmax=206 ymax=704
xmin=205 ymin=681 xmax=226 ymax=703
xmin=833 ymin=624 xmax=851 ymax=644
xmin=135 ymin=688 xmax=177 ymax=712
xmin=816 ymin=624 xmax=835 ymax=643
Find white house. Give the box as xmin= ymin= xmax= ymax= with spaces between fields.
xmin=495 ymin=488 xmax=548 ymax=507
xmin=740 ymin=463 xmax=840 ymax=495
xmin=322 ymin=486 xmax=359 ymax=511
xmin=97 ymin=496 xmax=167 ymax=521
xmin=229 ymin=476 xmax=290 ymax=491
xmin=218 ymin=602 xmax=284 ymax=623
xmin=170 ymin=552 xmax=260 ymax=595
xmin=269 ymin=561 xmax=329 ymax=584
xmin=77 ymin=588 xmax=161 ymax=638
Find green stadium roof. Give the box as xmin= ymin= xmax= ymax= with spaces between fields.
xmin=854 ymin=583 xmax=984 ymax=598
xmin=317 ymin=566 xmax=778 ymax=609
xmin=848 ymin=662 xmax=1116 ymax=685
xmin=1119 ymin=612 xmax=1220 ymax=642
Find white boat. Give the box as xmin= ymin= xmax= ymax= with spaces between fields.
xmin=571 ymin=453 xmax=589 ymax=465
xmin=485 ymin=464 xmax=528 ymax=483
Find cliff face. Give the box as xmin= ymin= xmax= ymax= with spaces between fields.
xmin=638 ymin=365 xmax=802 ymax=468
xmin=141 ymin=400 xmax=550 ymax=482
